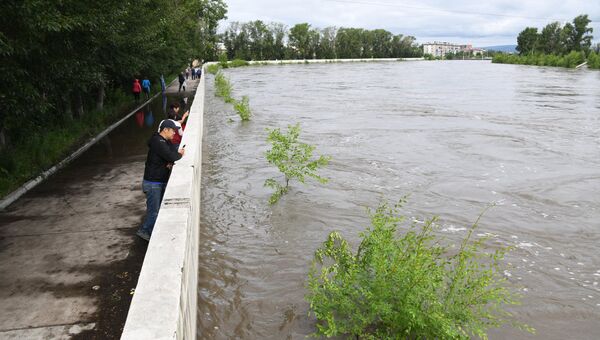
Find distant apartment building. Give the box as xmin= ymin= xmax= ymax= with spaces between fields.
xmin=423 ymin=42 xmax=486 ymax=58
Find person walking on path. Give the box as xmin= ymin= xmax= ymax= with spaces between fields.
xmin=178 ymin=72 xmax=185 ymax=92
xmin=132 ymin=79 xmax=142 ymax=102
xmin=141 ymin=77 xmax=151 ymax=99
xmin=136 ymin=120 xmax=185 ymax=241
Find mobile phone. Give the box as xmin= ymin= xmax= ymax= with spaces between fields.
xmin=182 ymin=144 xmax=186 ymax=148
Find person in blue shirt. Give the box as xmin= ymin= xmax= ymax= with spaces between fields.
xmin=141 ymin=77 xmax=151 ymax=99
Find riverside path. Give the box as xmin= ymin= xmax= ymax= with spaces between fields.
xmin=0 ymin=76 xmax=200 ymax=339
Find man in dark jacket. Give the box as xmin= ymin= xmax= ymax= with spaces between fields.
xmin=136 ymin=119 xmax=185 ymax=241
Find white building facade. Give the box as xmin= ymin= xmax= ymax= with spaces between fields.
xmin=423 ymin=42 xmax=485 ymax=58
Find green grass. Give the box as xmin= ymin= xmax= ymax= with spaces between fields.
xmin=0 ymin=90 xmax=132 ymax=197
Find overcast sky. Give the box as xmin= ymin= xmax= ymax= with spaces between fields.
xmin=220 ymin=0 xmax=600 ymax=47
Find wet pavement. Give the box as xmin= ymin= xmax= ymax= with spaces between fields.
xmin=0 ymin=76 xmax=199 ymax=339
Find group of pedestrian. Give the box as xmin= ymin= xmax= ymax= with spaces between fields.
xmin=136 ymin=96 xmax=190 ymax=242
xmin=132 ymin=77 xmax=152 ymax=102
xmin=191 ymin=66 xmax=201 ymax=80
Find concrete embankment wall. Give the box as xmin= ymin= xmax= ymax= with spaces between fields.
xmin=121 ymin=73 xmax=205 ymax=340
xmin=247 ymin=57 xmax=423 ymax=65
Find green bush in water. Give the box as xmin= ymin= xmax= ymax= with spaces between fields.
xmin=307 ymin=200 xmax=534 ymax=339
xmin=233 ymin=96 xmax=251 ymax=121
xmin=264 ymin=123 xmax=330 ymax=204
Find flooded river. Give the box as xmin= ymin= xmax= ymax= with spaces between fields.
xmin=198 ymin=61 xmax=600 ymax=339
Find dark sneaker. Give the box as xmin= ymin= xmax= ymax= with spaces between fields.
xmin=136 ymin=230 xmax=150 ymax=241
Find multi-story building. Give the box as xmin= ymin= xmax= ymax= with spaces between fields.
xmin=423 ymin=42 xmax=485 ymax=58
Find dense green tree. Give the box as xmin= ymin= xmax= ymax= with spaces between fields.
xmin=335 ymin=28 xmax=364 ymax=58
xmin=269 ymin=22 xmax=287 ymax=59
xmin=288 ymin=23 xmax=316 ymax=59
xmin=516 ymin=27 xmax=539 ymax=55
xmin=539 ymin=22 xmax=563 ymax=54
xmin=317 ymin=27 xmax=337 ymax=59
xmin=370 ymin=29 xmax=393 ymax=58
xmin=570 ymin=14 xmax=593 ymax=52
xmin=0 ymin=0 xmax=227 ymax=156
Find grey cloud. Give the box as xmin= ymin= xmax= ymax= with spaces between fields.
xmin=222 ymin=0 xmax=600 ymax=46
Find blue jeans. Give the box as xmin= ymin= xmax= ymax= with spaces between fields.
xmin=139 ymin=180 xmax=167 ymax=235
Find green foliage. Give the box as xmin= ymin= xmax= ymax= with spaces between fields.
xmin=588 ymin=51 xmax=600 ymax=69
xmin=264 ymin=124 xmax=330 ymax=204
xmin=492 ymin=51 xmax=585 ymax=68
xmin=516 ymin=27 xmax=539 ymax=55
xmin=0 ymin=89 xmax=130 ymax=197
xmin=206 ymin=63 xmax=222 ymax=74
xmin=228 ymin=59 xmax=250 ymax=67
xmin=214 ymin=71 xmax=234 ymax=103
xmin=218 ymin=53 xmax=229 ymax=68
xmin=307 ymin=200 xmax=533 ymax=339
xmin=514 ymin=14 xmax=593 ymax=58
xmin=233 ymin=96 xmax=252 ymax=121
xmin=222 ymin=21 xmax=422 ymax=61
xmin=0 ymin=0 xmax=227 ymax=197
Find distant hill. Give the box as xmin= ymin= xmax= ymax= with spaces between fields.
xmin=481 ymin=45 xmax=517 ymax=53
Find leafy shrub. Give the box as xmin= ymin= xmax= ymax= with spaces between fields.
xmin=563 ymin=50 xmax=585 ymax=68
xmin=218 ymin=53 xmax=229 ymax=68
xmin=588 ymin=51 xmax=600 ymax=69
xmin=264 ymin=124 xmax=330 ymax=204
xmin=233 ymin=96 xmax=251 ymax=121
xmin=206 ymin=63 xmax=221 ymax=75
xmin=307 ymin=200 xmax=533 ymax=339
xmin=214 ymin=71 xmax=234 ymax=103
xmin=492 ymin=52 xmax=585 ymax=68
xmin=228 ymin=59 xmax=250 ymax=68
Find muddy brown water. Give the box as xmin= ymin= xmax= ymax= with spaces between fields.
xmin=198 ymin=61 xmax=600 ymax=339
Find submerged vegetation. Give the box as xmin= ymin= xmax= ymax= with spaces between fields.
xmin=233 ymin=96 xmax=251 ymax=121
xmin=493 ymin=50 xmax=586 ymax=68
xmin=214 ymin=71 xmax=234 ymax=103
xmin=264 ymin=124 xmax=330 ymax=204
xmin=307 ymin=200 xmax=533 ymax=339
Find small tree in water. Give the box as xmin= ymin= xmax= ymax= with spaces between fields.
xmin=307 ymin=200 xmax=534 ymax=339
xmin=264 ymin=124 xmax=330 ymax=204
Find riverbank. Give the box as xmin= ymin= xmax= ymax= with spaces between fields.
xmin=492 ymin=51 xmax=600 ymax=69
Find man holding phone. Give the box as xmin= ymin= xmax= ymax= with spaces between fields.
xmin=136 ymin=120 xmax=185 ymax=241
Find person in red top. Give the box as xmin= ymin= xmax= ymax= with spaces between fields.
xmin=167 ymin=102 xmax=189 ymax=148
xmin=132 ymin=79 xmax=142 ymax=102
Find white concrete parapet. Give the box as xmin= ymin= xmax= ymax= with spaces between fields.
xmin=121 ymin=72 xmax=205 ymax=340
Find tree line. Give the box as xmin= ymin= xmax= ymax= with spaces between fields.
xmin=0 ymin=0 xmax=227 ymax=196
xmin=221 ymin=21 xmax=423 ymax=60
xmin=0 ymin=0 xmax=227 ymax=149
xmin=515 ymin=15 xmax=594 ymax=56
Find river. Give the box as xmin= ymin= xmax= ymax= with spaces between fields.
xmin=198 ymin=61 xmax=600 ymax=339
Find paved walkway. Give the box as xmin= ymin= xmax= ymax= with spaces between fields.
xmin=0 ymin=76 xmax=201 ymax=339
